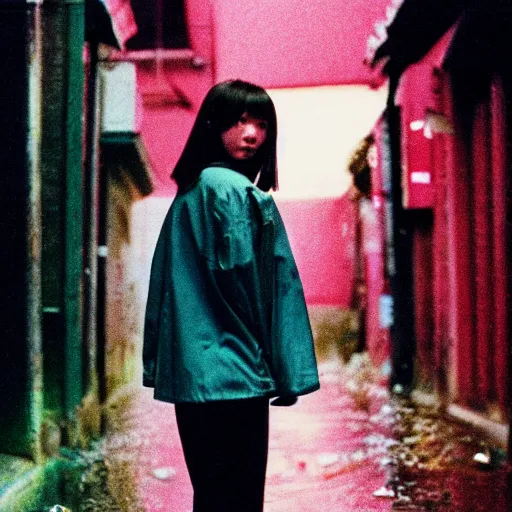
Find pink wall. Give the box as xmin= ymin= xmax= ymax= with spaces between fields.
xmin=275 ymin=197 xmax=356 ymax=306
xmin=212 ymin=0 xmax=391 ymax=88
xmin=136 ymin=0 xmax=384 ymax=306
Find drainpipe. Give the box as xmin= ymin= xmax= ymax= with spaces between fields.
xmin=386 ymin=74 xmax=416 ymax=393
xmin=0 ymin=0 xmax=43 ymax=461
xmin=83 ymin=36 xmax=101 ymax=423
xmin=97 ymin=122 xmax=108 ymax=430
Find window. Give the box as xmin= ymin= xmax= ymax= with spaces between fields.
xmin=126 ymin=0 xmax=189 ymax=50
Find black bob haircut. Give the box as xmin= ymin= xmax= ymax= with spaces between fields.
xmin=171 ymin=79 xmax=278 ymax=193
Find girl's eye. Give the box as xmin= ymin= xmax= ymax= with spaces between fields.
xmin=258 ymin=121 xmax=268 ymax=130
xmin=239 ymin=115 xmax=248 ymax=124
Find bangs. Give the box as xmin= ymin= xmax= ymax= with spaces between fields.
xmin=212 ymin=81 xmax=276 ymax=131
xmin=244 ymin=91 xmax=275 ymax=123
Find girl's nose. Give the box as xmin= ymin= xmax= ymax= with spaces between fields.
xmin=243 ymin=123 xmax=258 ymax=141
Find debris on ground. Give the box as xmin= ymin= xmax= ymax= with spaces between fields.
xmin=315 ymin=453 xmax=340 ymax=467
xmin=373 ymin=486 xmax=396 ymax=498
xmin=151 ymin=466 xmax=177 ymax=480
xmin=70 ymin=353 xmax=509 ymax=512
xmin=384 ymin=396 xmax=509 ymax=511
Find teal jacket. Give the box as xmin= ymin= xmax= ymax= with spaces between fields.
xmin=143 ymin=166 xmax=320 ymax=403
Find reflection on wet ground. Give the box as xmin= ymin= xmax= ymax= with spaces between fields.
xmin=72 ymin=355 xmax=510 ymax=512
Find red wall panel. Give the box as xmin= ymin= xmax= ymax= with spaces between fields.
xmin=472 ymin=103 xmax=494 ymax=406
xmin=446 ymin=121 xmax=477 ymax=405
xmin=490 ymin=82 xmax=508 ymax=412
xmin=432 ymin=132 xmax=451 ymax=396
xmin=361 ymin=201 xmax=389 ymax=367
xmin=412 ymin=218 xmax=435 ymax=389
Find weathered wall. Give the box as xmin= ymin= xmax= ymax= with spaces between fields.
xmin=396 ymin=65 xmax=509 ymax=422
xmin=212 ymin=0 xmax=391 ymax=88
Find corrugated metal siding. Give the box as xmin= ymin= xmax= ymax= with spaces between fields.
xmin=472 ymin=102 xmax=494 ymax=408
xmin=442 ymin=77 xmax=508 ymax=419
xmin=490 ymin=81 xmax=508 ymax=413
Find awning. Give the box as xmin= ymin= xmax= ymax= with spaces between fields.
xmin=86 ymin=0 xmax=137 ymax=50
xmin=371 ymin=0 xmax=512 ymax=113
xmin=443 ymin=1 xmax=512 ymax=112
xmin=370 ymin=0 xmax=465 ymax=78
xmin=394 ymin=26 xmax=458 ymax=118
xmin=101 ymin=132 xmax=154 ymax=197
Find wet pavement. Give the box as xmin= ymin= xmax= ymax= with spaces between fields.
xmin=82 ymin=355 xmax=511 ymax=512
xmin=386 ymin=399 xmax=511 ymax=511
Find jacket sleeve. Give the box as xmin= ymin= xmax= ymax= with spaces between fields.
xmin=142 ymin=225 xmax=167 ymax=388
xmin=212 ymin=188 xmax=319 ymax=397
xmin=267 ymin=197 xmax=320 ymax=396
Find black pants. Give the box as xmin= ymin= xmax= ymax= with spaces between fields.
xmin=175 ymin=397 xmax=269 ymax=512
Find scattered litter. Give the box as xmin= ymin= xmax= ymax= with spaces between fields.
xmin=366 ymin=445 xmax=388 ymax=456
xmin=321 ymin=459 xmax=364 ymax=480
xmin=369 ymin=386 xmax=389 ymax=399
xmin=379 ymin=360 xmax=392 ymax=377
xmin=392 ymin=383 xmax=404 ymax=394
xmin=364 ymin=434 xmax=386 ymax=446
xmin=373 ymin=486 xmax=395 ymax=498
xmin=316 ymin=453 xmax=340 ymax=467
xmin=346 ymin=421 xmax=363 ymax=432
xmin=403 ymin=435 xmax=421 ymax=445
xmin=350 ymin=449 xmax=366 ymax=462
xmin=152 ymin=466 xmax=177 ymax=480
xmin=403 ymin=455 xmax=419 ymax=468
xmin=473 ymin=451 xmax=491 ymax=466
xmin=379 ymin=456 xmax=394 ymax=467
xmin=296 ymin=459 xmax=307 ymax=471
xmin=369 ymin=412 xmax=396 ymax=427
xmin=346 ymin=379 xmax=359 ymax=393
xmin=379 ymin=404 xmax=393 ymax=415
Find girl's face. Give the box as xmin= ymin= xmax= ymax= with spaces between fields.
xmin=220 ymin=112 xmax=268 ymax=160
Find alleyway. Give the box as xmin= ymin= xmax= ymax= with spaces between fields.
xmin=83 ymin=355 xmax=510 ymax=512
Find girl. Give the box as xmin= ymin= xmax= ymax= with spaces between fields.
xmin=143 ymin=79 xmax=319 ymax=512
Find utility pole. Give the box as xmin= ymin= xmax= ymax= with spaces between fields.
xmin=386 ymin=75 xmax=416 ymax=394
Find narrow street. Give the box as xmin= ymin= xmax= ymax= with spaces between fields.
xmin=3 ymin=2 xmax=512 ymax=511
xmin=86 ymin=356 xmax=510 ymax=512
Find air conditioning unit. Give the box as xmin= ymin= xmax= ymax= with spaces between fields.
xmin=100 ymin=62 xmax=141 ymax=133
